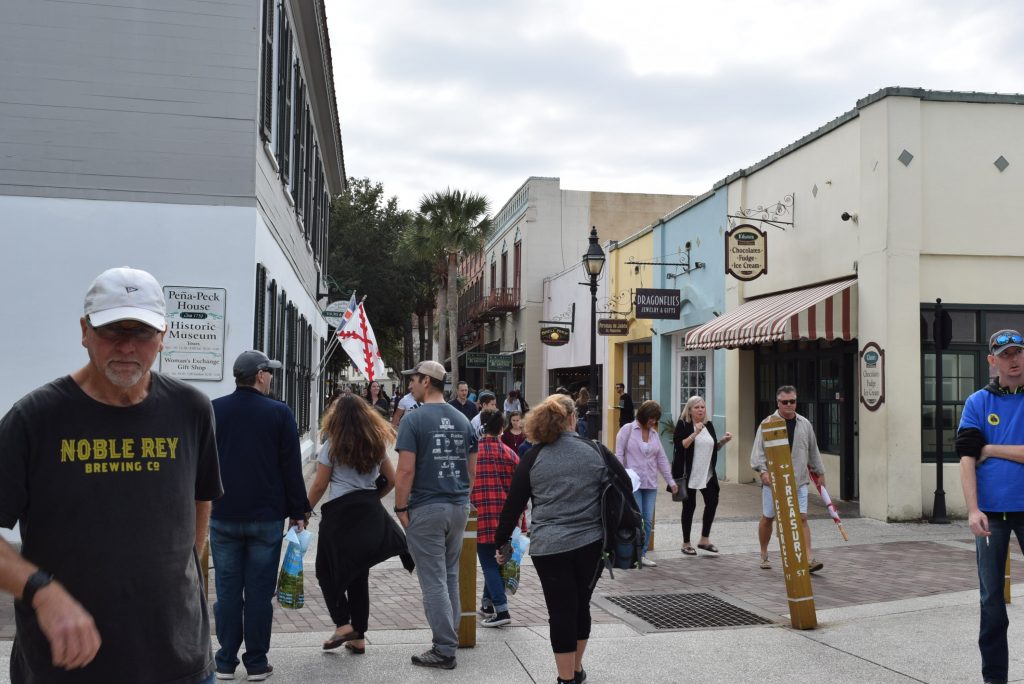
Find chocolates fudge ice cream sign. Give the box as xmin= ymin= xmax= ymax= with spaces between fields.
xmin=160 ymin=286 xmax=227 ymax=381
xmin=725 ymin=224 xmax=767 ymax=281
xmin=635 ymin=288 xmax=681 ymax=319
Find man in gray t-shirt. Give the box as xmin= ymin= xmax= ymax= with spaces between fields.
xmin=394 ymin=361 xmax=477 ymax=670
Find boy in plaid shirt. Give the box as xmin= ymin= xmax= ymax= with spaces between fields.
xmin=471 ymin=409 xmax=521 ymax=627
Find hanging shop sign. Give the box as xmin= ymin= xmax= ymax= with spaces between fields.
xmin=486 ymin=353 xmax=513 ymax=372
xmin=598 ymin=318 xmax=630 ymax=336
xmin=466 ymin=352 xmax=489 ymax=368
xmin=859 ymin=341 xmax=885 ymax=411
xmin=160 ymin=285 xmax=227 ymax=381
xmin=635 ymin=288 xmax=681 ymax=319
xmin=540 ymin=325 xmax=571 ymax=346
xmin=725 ymin=224 xmax=768 ymax=281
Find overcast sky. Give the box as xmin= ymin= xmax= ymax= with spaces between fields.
xmin=325 ymin=1 xmax=1024 ymax=215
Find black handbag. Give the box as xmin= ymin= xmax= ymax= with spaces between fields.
xmin=672 ymin=477 xmax=689 ymax=502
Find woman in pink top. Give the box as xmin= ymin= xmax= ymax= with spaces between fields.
xmin=614 ymin=400 xmax=678 ymax=567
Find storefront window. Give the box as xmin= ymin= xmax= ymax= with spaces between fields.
xmin=677 ymin=352 xmax=709 ymax=416
xmin=919 ymin=304 xmax=1024 ymax=462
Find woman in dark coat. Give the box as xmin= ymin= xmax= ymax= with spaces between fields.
xmin=362 ymin=380 xmax=391 ymax=418
xmin=673 ymin=395 xmax=732 ymax=555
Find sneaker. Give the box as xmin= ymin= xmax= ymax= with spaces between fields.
xmin=640 ymin=556 xmax=657 ymax=568
xmin=246 ymin=665 xmax=273 ymax=681
xmin=477 ymin=604 xmax=495 ymax=618
xmin=214 ymin=671 xmax=235 ymax=681
xmin=808 ymin=559 xmax=823 ymax=574
xmin=411 ymin=648 xmax=456 ymax=670
xmin=481 ymin=611 xmax=511 ymax=628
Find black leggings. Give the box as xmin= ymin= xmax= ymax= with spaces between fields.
xmin=681 ymin=474 xmax=720 ymax=543
xmin=320 ymin=566 xmax=370 ymax=633
xmin=531 ymin=540 xmax=603 ymax=653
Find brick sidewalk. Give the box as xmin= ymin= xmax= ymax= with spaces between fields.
xmin=264 ymin=538 xmax=979 ymax=636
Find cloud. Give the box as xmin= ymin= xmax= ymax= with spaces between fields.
xmin=326 ymin=0 xmax=1024 ymax=212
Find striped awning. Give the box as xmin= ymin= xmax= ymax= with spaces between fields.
xmin=685 ymin=278 xmax=857 ymax=350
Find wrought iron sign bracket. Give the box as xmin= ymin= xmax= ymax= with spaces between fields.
xmin=727 ymin=193 xmax=795 ymax=231
xmin=538 ymin=303 xmax=576 ymax=332
xmin=627 ymin=242 xmax=705 ymax=280
xmin=596 ymin=289 xmax=634 ymax=317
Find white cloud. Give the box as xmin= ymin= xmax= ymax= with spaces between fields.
xmin=325 ymin=0 xmax=1024 ymax=212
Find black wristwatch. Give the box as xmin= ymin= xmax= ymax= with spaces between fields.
xmin=22 ymin=570 xmax=54 ymax=608
xmin=393 ymin=505 xmax=409 ymax=513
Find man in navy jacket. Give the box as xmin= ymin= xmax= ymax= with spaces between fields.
xmin=210 ymin=350 xmax=311 ymax=681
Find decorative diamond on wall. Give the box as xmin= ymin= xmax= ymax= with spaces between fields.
xmin=898 ymin=149 xmax=914 ymax=167
xmin=811 ymin=184 xmax=818 ymax=198
xmin=995 ymin=156 xmax=1010 ymax=172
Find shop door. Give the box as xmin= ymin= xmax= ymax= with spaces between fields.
xmin=627 ymin=342 xmax=653 ymax=403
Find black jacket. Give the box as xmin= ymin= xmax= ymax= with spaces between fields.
xmin=671 ymin=419 xmax=720 ymax=482
xmin=317 ymin=489 xmax=412 ymax=589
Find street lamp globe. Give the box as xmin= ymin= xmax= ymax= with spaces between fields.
xmin=582 ymin=227 xmax=606 ymax=276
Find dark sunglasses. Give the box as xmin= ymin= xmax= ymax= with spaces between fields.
xmin=778 ymin=399 xmax=797 ymax=405
xmin=89 ymin=321 xmax=160 ymax=342
xmin=992 ymin=333 xmax=1024 ymax=348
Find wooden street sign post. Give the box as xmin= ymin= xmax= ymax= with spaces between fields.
xmin=761 ymin=416 xmax=817 ymax=629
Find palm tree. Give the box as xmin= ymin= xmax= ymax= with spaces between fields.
xmin=418 ymin=189 xmax=493 ymax=389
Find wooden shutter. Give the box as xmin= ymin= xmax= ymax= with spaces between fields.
xmin=259 ymin=0 xmax=274 ymax=140
xmin=292 ymin=76 xmax=304 ymax=203
xmin=276 ymin=13 xmax=292 ymax=182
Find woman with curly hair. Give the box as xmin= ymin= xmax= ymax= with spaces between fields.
xmin=494 ymin=393 xmax=631 ymax=684
xmin=307 ymin=395 xmax=407 ymax=655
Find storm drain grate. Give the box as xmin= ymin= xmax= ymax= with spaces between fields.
xmin=604 ymin=592 xmax=774 ymax=630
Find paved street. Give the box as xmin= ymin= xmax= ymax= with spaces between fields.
xmin=2 ymin=461 xmax=1019 ymax=683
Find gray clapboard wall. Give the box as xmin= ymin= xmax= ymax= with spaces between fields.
xmin=0 ymin=0 xmax=260 ymax=205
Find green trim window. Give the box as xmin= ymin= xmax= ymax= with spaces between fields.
xmin=920 ymin=305 xmax=1024 ymax=462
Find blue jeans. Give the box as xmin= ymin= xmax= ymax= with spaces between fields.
xmin=477 ymin=542 xmax=508 ymax=613
xmin=976 ymin=511 xmax=1024 ymax=683
xmin=633 ymin=488 xmax=657 ymax=556
xmin=209 ymin=519 xmax=284 ymax=674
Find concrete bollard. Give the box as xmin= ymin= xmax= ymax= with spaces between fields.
xmin=1005 ymin=554 xmax=1011 ymax=604
xmin=458 ymin=507 xmax=478 ymax=648
xmin=761 ymin=416 xmax=817 ymax=630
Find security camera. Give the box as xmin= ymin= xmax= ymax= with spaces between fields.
xmin=840 ymin=211 xmax=858 ymax=223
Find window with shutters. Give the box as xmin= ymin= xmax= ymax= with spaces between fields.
xmin=259 ymin=0 xmax=275 ymax=141
xmin=254 ymin=264 xmax=267 ymax=350
xmin=275 ymin=13 xmax=292 ymax=183
xmin=291 ymin=76 xmax=304 ymax=203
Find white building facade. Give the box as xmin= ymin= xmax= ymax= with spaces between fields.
xmin=0 ymin=0 xmax=345 ymax=459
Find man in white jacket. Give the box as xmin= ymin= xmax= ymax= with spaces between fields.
xmin=750 ymin=385 xmax=826 ymax=573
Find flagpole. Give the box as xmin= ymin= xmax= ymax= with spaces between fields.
xmin=314 ymin=294 xmax=369 ymax=380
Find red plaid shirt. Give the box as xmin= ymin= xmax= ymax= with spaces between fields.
xmin=470 ymin=435 xmax=520 ymax=544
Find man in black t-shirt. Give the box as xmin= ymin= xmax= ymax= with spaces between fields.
xmin=448 ymin=380 xmax=479 ymax=421
xmin=616 ymin=383 xmax=635 ymax=427
xmin=0 ymin=267 xmax=223 ymax=683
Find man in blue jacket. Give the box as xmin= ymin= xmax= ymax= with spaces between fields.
xmin=957 ymin=329 xmax=1024 ymax=684
xmin=210 ymin=350 xmax=311 ymax=681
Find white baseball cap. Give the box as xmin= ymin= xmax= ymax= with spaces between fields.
xmin=83 ymin=267 xmax=167 ymax=332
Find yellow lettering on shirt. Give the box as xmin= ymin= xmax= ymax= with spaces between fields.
xmin=141 ymin=438 xmax=155 ymax=458
xmin=60 ymin=437 xmax=175 ymax=474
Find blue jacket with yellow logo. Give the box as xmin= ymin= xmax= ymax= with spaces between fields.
xmin=956 ymin=382 xmax=1024 ymax=512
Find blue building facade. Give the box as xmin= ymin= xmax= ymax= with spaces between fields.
xmin=650 ymin=189 xmax=728 ymax=477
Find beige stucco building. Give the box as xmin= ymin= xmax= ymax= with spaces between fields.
xmin=686 ymin=87 xmax=1024 ymax=521
xmin=457 ymin=177 xmax=689 ymax=407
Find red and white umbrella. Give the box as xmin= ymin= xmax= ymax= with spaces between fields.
xmin=809 ymin=470 xmax=848 ymax=541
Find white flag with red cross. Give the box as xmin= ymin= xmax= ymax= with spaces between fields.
xmin=336 ymin=302 xmax=387 ymax=381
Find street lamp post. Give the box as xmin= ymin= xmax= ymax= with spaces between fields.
xmin=582 ymin=226 xmax=606 ymax=441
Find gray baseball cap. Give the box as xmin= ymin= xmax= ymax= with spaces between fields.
xmin=233 ymin=350 xmax=282 ymax=378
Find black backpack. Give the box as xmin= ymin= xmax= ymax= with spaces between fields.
xmin=581 ymin=439 xmax=645 ymax=579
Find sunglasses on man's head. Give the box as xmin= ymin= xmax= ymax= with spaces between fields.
xmin=993 ymin=333 xmax=1024 ymax=348
xmin=778 ymin=399 xmax=797 ymax=405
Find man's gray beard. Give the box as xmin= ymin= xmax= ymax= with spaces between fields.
xmin=106 ymin=366 xmax=145 ymax=388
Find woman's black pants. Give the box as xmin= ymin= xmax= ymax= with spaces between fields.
xmin=681 ymin=474 xmax=720 ymax=543
xmin=531 ymin=539 xmax=603 ymax=653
